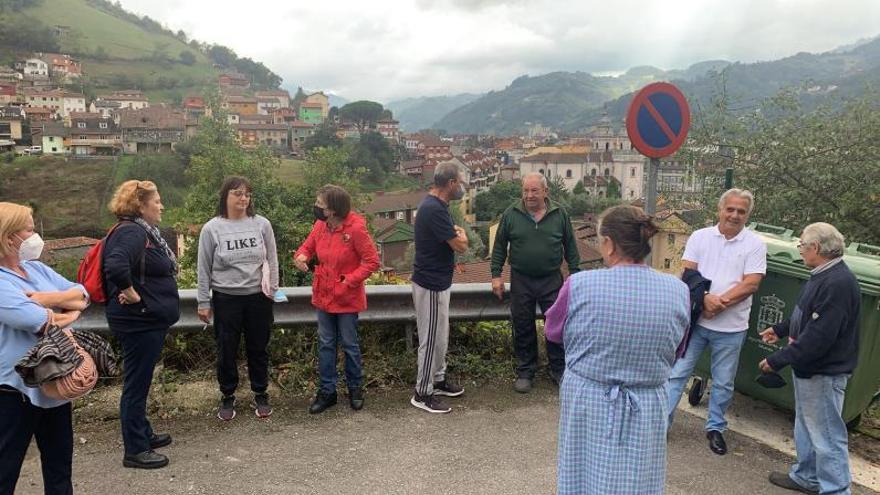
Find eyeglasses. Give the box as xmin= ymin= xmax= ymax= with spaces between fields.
xmin=230 ymin=190 xmax=252 ymax=198
xmin=797 ymin=242 xmax=812 ymax=250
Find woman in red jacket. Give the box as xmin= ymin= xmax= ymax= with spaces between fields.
xmin=294 ymin=185 xmax=380 ymax=414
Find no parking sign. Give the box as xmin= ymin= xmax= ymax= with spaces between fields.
xmin=625 ymin=82 xmax=690 ymax=158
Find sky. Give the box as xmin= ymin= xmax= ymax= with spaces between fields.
xmin=116 ymin=0 xmax=880 ymax=104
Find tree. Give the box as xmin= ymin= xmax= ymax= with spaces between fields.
xmin=548 ymin=175 xmax=571 ymax=207
xmin=349 ymin=131 xmax=395 ymax=184
xmin=207 ymin=45 xmax=237 ymax=67
xmin=93 ymin=46 xmax=109 ymax=61
xmin=178 ymin=93 xmax=314 ymax=287
xmin=686 ymin=85 xmax=880 ymax=245
xmin=303 ymin=124 xmax=342 ymax=151
xmin=178 ymin=50 xmax=196 ymax=66
xmin=572 ymin=179 xmax=585 ymax=195
xmin=606 ymin=178 xmax=621 ymax=199
xmin=448 ymin=200 xmax=484 ymax=263
xmin=292 ymin=87 xmax=307 ymax=110
xmin=339 ymin=101 xmax=384 ymax=134
xmin=474 ymin=180 xmax=521 ymax=221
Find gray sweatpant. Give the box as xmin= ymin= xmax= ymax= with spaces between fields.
xmin=412 ymin=281 xmax=450 ymax=397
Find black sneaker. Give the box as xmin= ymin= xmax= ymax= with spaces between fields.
xmin=433 ymin=380 xmax=464 ymax=397
xmin=349 ymin=388 xmax=364 ymax=411
xmin=309 ymin=391 xmax=337 ymax=414
xmin=410 ymin=393 xmax=451 ymax=414
xmin=217 ymin=395 xmax=236 ymax=421
xmin=252 ymin=393 xmax=272 ymax=419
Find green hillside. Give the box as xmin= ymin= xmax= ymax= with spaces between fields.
xmin=0 ymin=0 xmax=291 ymax=103
xmin=432 ymin=36 xmax=880 ymax=135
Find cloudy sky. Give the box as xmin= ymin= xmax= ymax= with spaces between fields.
xmin=116 ymin=0 xmax=880 ymax=103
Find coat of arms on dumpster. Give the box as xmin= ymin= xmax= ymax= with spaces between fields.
xmin=758 ymin=294 xmax=786 ymax=329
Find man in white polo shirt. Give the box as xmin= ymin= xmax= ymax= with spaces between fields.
xmin=667 ymin=188 xmax=767 ymax=456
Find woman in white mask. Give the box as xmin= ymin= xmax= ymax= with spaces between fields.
xmin=0 ymin=201 xmax=89 ymax=494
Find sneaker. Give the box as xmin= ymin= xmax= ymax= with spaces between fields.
xmin=433 ymin=380 xmax=464 ymax=397
xmin=410 ymin=393 xmax=452 ymax=414
xmin=217 ymin=395 xmax=236 ymax=421
xmin=309 ymin=391 xmax=337 ymax=414
xmin=513 ymin=377 xmax=533 ymax=394
xmin=349 ymin=388 xmax=364 ymax=411
xmin=252 ymin=393 xmax=272 ymax=418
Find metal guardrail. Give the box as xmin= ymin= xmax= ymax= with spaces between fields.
xmin=77 ymin=283 xmax=514 ymax=335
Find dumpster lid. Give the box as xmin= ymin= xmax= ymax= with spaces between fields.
xmin=749 ymin=223 xmax=880 ymax=289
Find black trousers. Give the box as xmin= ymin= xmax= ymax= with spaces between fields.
xmin=0 ymin=388 xmax=73 ymax=495
xmin=213 ymin=292 xmax=273 ymax=397
xmin=509 ymin=270 xmax=565 ymax=379
xmin=114 ymin=328 xmax=167 ymax=456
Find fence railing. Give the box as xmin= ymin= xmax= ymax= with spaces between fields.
xmin=78 ymin=283 xmax=516 ymax=345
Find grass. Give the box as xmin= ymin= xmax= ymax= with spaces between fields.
xmin=25 ymin=0 xmax=212 ymax=64
xmin=276 ymin=159 xmax=306 ymax=184
xmin=18 ymin=0 xmax=218 ymax=104
xmin=0 ymin=153 xmax=191 ymax=238
xmin=0 ymin=155 xmax=116 ymax=237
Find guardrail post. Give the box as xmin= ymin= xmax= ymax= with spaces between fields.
xmin=405 ymin=323 xmax=415 ymax=352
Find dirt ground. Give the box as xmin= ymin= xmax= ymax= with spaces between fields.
xmin=12 ymin=378 xmax=879 ymax=495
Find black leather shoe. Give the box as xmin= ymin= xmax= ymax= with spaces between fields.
xmin=123 ymin=450 xmax=169 ymax=469
xmin=149 ymin=433 xmax=172 ymax=449
xmin=349 ymin=388 xmax=364 ymax=411
xmin=707 ymin=430 xmax=727 ymax=455
xmin=768 ymin=471 xmax=818 ymax=494
xmin=309 ymin=391 xmax=337 ymax=414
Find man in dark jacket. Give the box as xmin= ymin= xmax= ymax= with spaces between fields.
xmin=490 ymin=172 xmax=580 ymax=393
xmin=760 ymin=222 xmax=860 ymax=495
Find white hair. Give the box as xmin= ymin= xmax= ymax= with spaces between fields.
xmin=718 ymin=188 xmax=755 ymax=214
xmin=523 ymin=172 xmax=548 ymax=189
xmin=801 ymin=222 xmax=846 ymax=259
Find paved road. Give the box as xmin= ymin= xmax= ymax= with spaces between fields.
xmin=14 ymin=381 xmax=878 ymax=495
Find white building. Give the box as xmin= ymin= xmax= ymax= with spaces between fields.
xmin=16 ymin=58 xmax=48 ymax=79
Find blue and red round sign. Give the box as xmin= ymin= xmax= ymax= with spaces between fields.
xmin=625 ymin=82 xmax=690 ymax=158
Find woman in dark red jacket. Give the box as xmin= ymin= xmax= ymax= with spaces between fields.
xmin=294 ymin=185 xmax=380 ymax=414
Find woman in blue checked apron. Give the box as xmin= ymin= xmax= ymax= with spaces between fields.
xmin=545 ymin=205 xmax=689 ymax=494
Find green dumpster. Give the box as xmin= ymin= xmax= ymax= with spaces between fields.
xmin=687 ymin=223 xmax=880 ymax=424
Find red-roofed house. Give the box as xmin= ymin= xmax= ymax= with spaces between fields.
xmin=219 ymin=72 xmax=250 ymax=88
xmin=376 ymin=119 xmax=400 ymax=141
xmin=234 ymin=123 xmax=289 ymax=150
xmin=363 ymin=190 xmax=427 ymax=225
xmin=38 ymin=53 xmax=81 ymax=81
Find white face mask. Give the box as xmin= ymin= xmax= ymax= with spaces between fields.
xmin=16 ymin=233 xmax=44 ymax=261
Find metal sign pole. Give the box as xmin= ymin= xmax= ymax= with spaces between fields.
xmin=646 ymin=157 xmax=659 ymax=216
xmin=645 ymin=157 xmax=659 ymax=266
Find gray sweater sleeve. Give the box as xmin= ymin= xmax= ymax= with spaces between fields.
xmin=196 ymin=220 xmax=215 ymax=310
xmin=261 ymin=217 xmax=280 ymax=292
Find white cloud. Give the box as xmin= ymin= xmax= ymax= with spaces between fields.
xmin=116 ymin=0 xmax=880 ymax=102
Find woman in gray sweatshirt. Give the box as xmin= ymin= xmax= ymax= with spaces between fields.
xmin=196 ymin=176 xmax=279 ymax=421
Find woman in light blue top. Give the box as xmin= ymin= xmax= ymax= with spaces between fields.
xmin=0 ymin=202 xmax=89 ymax=495
xmin=546 ymin=205 xmax=689 ymax=495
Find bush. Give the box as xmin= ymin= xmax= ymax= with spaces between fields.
xmin=179 ymin=50 xmax=196 ymax=66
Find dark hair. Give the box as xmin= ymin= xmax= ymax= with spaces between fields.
xmin=318 ymin=184 xmax=351 ymax=218
xmin=217 ymin=176 xmax=255 ymax=218
xmin=598 ymin=205 xmax=659 ymax=261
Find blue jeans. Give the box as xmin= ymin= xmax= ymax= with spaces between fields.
xmin=666 ymin=325 xmax=746 ymax=432
xmin=788 ymin=374 xmax=851 ymax=495
xmin=316 ymin=311 xmax=363 ymax=395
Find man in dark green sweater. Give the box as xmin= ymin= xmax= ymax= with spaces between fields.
xmin=490 ymin=172 xmax=580 ymax=393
